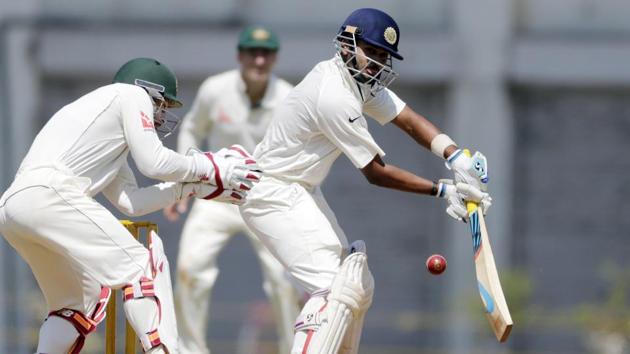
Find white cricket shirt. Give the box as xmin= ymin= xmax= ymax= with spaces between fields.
xmin=254 ymin=55 xmax=406 ymax=188
xmin=16 ymin=83 xmax=207 ymax=197
xmin=176 ymin=69 xmax=293 ymax=154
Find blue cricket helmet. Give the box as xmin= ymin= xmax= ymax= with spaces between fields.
xmin=338 ymin=8 xmax=403 ymax=60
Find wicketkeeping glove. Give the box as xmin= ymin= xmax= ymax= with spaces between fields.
xmin=436 ymin=179 xmax=492 ymax=222
xmin=189 ymin=145 xmax=262 ymax=193
xmin=214 ymin=144 xmax=263 ymax=190
xmin=177 ymin=182 xmax=246 ymax=205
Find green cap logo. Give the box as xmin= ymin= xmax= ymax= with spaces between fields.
xmin=238 ymin=26 xmax=279 ymax=51
xmin=252 ymin=28 xmax=270 ymax=41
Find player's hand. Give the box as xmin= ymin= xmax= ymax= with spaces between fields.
xmin=456 ymin=181 xmax=492 ymax=214
xmin=437 ymin=179 xmax=492 ymax=222
xmin=178 ymin=182 xmax=247 ymax=205
xmin=214 ymin=144 xmax=263 ymax=191
xmin=189 ymin=145 xmax=261 ymax=192
xmin=436 ymin=179 xmax=467 ymax=221
xmin=163 ymin=198 xmax=189 ymax=222
xmin=445 ymin=149 xmax=489 ymax=192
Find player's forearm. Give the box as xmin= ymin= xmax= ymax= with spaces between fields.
xmin=392 ymin=106 xmax=441 ymax=150
xmin=112 ymin=182 xmax=180 ymax=217
xmin=135 ymin=146 xmax=201 ymax=182
xmin=392 ymin=106 xmax=459 ymax=159
xmin=361 ymin=155 xmax=435 ymax=195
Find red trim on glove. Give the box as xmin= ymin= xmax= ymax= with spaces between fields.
xmin=203 ymin=152 xmax=225 ymax=200
xmin=229 ymin=145 xmax=249 ymax=158
xmin=246 ymin=173 xmax=259 ymax=181
xmin=229 ymin=145 xmax=256 ymax=164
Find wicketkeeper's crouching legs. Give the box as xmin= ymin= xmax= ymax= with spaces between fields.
xmin=37 ymin=287 xmax=111 ymax=354
xmin=123 ymin=230 xmax=179 ymax=353
xmin=291 ymin=241 xmax=374 ymax=354
xmin=36 ymin=230 xmax=178 ymax=354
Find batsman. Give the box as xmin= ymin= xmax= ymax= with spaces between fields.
xmin=0 ymin=58 xmax=261 ymax=353
xmin=239 ymin=8 xmax=493 ymax=354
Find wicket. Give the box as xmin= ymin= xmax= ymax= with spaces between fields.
xmin=105 ymin=220 xmax=159 ymax=354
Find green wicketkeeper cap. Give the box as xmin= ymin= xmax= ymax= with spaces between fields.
xmin=237 ymin=26 xmax=280 ymax=51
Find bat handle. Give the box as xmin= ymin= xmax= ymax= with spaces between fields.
xmin=466 ymin=200 xmax=479 ymax=213
xmin=462 ymin=149 xmax=480 ymax=213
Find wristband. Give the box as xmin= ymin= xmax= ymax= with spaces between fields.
xmin=437 ymin=182 xmax=447 ymax=198
xmin=446 ymin=148 xmax=463 ymax=164
xmin=430 ymin=182 xmax=438 ymax=196
xmin=431 ymin=181 xmax=447 ymax=198
xmin=430 ymin=134 xmax=456 ymax=159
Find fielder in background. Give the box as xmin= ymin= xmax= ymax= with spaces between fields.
xmin=0 ymin=58 xmax=260 ymax=354
xmin=162 ymin=26 xmax=301 ymax=354
xmin=239 ymin=8 xmax=493 ymax=354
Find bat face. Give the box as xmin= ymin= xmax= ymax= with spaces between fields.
xmin=470 ymin=211 xmax=497 ymax=315
xmin=469 ymin=208 xmax=513 ymax=342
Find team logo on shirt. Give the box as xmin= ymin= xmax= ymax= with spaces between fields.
xmin=140 ymin=111 xmax=155 ymax=130
xmin=384 ymin=27 xmax=397 ymax=45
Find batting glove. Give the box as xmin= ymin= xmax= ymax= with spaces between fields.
xmin=445 ymin=149 xmax=489 ymax=192
xmin=437 ymin=179 xmax=492 ymax=222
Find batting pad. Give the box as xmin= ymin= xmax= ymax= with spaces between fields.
xmin=338 ymin=310 xmax=366 ymax=354
xmin=305 ymin=244 xmax=374 ymax=354
xmin=307 ymin=299 xmax=353 ymax=353
xmin=123 ymin=230 xmax=178 ymax=353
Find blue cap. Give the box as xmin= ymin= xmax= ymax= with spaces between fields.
xmin=338 ymin=8 xmax=403 ymax=60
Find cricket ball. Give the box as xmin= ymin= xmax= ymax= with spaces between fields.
xmin=426 ymin=254 xmax=447 ymax=275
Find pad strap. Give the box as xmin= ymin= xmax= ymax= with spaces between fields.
xmin=48 ymin=309 xmax=97 ymax=337
xmin=92 ymin=287 xmax=112 ymax=324
xmin=123 ymin=276 xmax=156 ymax=301
xmin=47 ymin=309 xmax=96 ymax=354
xmin=294 ymin=292 xmax=329 ymax=333
xmin=46 ymin=287 xmax=111 ymax=354
xmin=123 ymin=276 xmax=163 ymax=325
xmin=139 ymin=328 xmax=163 ymax=352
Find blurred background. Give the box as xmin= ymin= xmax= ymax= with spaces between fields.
xmin=1 ymin=0 xmax=630 ymax=353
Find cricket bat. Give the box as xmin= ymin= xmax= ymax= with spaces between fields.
xmin=464 ymin=150 xmax=513 ymax=342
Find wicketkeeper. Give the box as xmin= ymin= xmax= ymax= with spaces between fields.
xmin=0 ymin=57 xmax=261 ymax=354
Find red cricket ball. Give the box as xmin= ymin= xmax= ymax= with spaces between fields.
xmin=426 ymin=254 xmax=447 ymax=275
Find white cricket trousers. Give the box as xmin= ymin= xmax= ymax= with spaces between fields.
xmin=0 ymin=168 xmax=149 ymax=319
xmin=239 ymin=176 xmax=349 ymax=295
xmin=175 ymin=199 xmax=300 ymax=354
